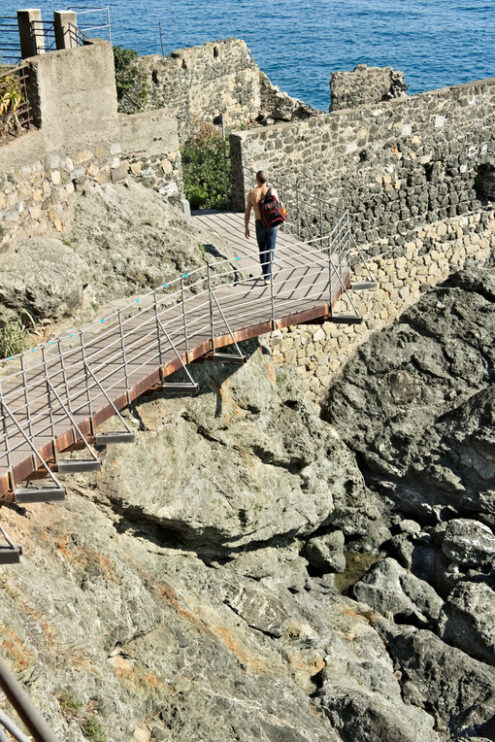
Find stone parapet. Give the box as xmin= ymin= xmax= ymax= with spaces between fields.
xmin=329 ymin=64 xmax=407 ymax=112
xmin=231 ymin=76 xmax=495 ymax=245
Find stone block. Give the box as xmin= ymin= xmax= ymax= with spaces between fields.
xmin=44 ymin=154 xmax=61 ymax=171
xmin=111 ymin=165 xmax=128 ymax=183
xmin=75 ymin=150 xmax=94 ymax=164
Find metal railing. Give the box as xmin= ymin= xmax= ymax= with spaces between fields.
xmin=29 ymin=20 xmax=57 ymax=55
xmin=0 ymin=16 xmax=22 ymax=65
xmin=0 ymin=657 xmax=57 ymax=741
xmin=0 ymin=64 xmax=34 ymax=140
xmin=0 ymin=216 xmax=358 ymax=503
xmin=67 ymin=6 xmax=112 ymax=44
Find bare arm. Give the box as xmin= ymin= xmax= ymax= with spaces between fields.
xmin=244 ymin=194 xmax=253 ymax=238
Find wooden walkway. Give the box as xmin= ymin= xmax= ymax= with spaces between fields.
xmin=0 ymin=212 xmax=357 ymax=502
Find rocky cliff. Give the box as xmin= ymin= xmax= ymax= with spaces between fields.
xmin=0 ymin=262 xmax=494 ymax=741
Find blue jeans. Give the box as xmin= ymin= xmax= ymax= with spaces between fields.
xmin=255 ymin=221 xmax=278 ymax=280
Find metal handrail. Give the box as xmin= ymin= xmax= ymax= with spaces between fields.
xmin=0 ymin=212 xmax=359 ymax=492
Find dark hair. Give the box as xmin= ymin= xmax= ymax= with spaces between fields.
xmin=256 ymin=170 xmax=267 ymax=184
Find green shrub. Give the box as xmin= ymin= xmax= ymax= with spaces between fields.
xmin=181 ymin=121 xmax=230 ymax=210
xmin=83 ymin=717 xmax=107 ymax=742
xmin=0 ymin=310 xmax=35 ymax=358
xmin=0 ymin=67 xmax=24 ymax=138
xmin=113 ymin=46 xmax=147 ymax=113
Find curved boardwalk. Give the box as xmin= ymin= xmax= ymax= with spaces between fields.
xmin=0 ymin=212 xmax=357 ymax=503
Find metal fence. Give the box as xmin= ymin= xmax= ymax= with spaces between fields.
xmin=67 ymin=5 xmax=112 ymax=44
xmin=29 ymin=19 xmax=57 ymax=55
xmin=0 ymin=16 xmax=22 ymax=65
xmin=0 ymin=657 xmax=57 ymax=742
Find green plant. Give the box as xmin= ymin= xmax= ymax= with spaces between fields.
xmin=113 ymin=46 xmax=147 ymax=113
xmin=0 ymin=309 xmax=35 ymax=358
xmin=59 ymin=692 xmax=83 ymax=719
xmin=181 ymin=121 xmax=230 ymax=210
xmin=0 ymin=67 xmax=24 ymax=137
xmin=83 ymin=717 xmax=107 ymax=742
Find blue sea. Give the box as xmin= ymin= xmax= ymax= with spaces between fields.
xmin=1 ymin=0 xmax=494 ymax=110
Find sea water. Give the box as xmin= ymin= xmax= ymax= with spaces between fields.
xmin=1 ymin=0 xmax=494 ymax=109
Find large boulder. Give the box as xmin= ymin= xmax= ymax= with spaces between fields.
xmin=381 ymin=625 xmax=495 ymax=739
xmin=352 ymin=557 xmax=443 ymax=628
xmin=441 ymin=519 xmax=495 ymax=568
xmin=439 ymin=580 xmax=495 ymax=666
xmin=323 ymin=266 xmax=495 ymax=524
xmin=67 ymin=179 xmax=239 ymax=302
xmin=99 ymin=341 xmax=367 ymax=558
xmin=0 ymin=237 xmax=89 ymax=322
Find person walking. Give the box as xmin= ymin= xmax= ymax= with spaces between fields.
xmin=244 ymin=170 xmax=281 ymax=284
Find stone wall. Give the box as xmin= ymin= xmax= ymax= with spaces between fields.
xmin=231 ymin=77 xmax=495 ymax=249
xmin=267 ymin=209 xmax=495 ymax=403
xmin=26 ymin=39 xmax=119 ymax=154
xmin=139 ymin=39 xmax=316 ymax=142
xmin=119 ymin=110 xmax=182 ymax=200
xmin=329 ymin=64 xmax=407 ymax=112
xmin=0 ymin=43 xmax=183 ymax=246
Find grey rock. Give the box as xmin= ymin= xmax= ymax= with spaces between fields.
xmin=99 ymin=341 xmax=366 ymax=558
xmin=442 ymin=518 xmax=495 ymax=567
xmin=67 ymin=179 xmax=239 ymax=305
xmin=303 ymin=530 xmax=346 ymax=573
xmin=381 ymin=625 xmax=495 ymax=739
xmin=399 ymin=519 xmax=422 ymax=535
xmin=439 ymin=580 xmax=495 ymax=666
xmin=352 ymin=557 xmax=443 ymax=627
xmin=0 ymin=237 xmax=89 ymax=321
xmin=315 ymin=617 xmax=439 ymax=742
xmin=323 ymin=266 xmax=495 ymax=523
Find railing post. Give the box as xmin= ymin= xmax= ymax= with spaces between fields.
xmin=17 ymin=9 xmax=45 ymax=58
xmin=0 ymin=387 xmax=13 ymax=493
xmin=270 ymin=255 xmax=276 ymax=330
xmin=296 ymin=188 xmax=301 ymax=242
xmin=328 ymin=234 xmax=334 ymax=311
xmin=57 ymin=339 xmax=72 ymax=415
xmin=20 ymin=353 xmax=33 ymax=441
xmin=41 ymin=346 xmax=56 ymax=443
xmin=207 ymin=264 xmax=214 ymax=352
xmin=118 ymin=310 xmax=131 ymax=405
xmin=79 ymin=331 xmax=94 ymax=436
xmin=181 ymin=276 xmax=190 ymax=364
xmin=54 ymin=10 xmax=78 ymax=50
xmin=319 ymin=199 xmax=323 ymax=240
xmin=154 ymin=290 xmax=163 ymax=381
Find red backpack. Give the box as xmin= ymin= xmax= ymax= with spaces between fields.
xmin=259 ymin=187 xmax=286 ymax=228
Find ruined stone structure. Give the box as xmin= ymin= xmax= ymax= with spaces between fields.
xmin=137 ymin=39 xmax=316 ymax=141
xmin=329 ymin=63 xmax=407 ymax=111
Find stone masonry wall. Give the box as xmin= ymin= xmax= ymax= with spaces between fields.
xmin=329 ymin=64 xmax=407 ymax=112
xmin=139 ymin=39 xmax=316 ymax=142
xmin=0 ymin=45 xmax=182 ymax=247
xmin=266 ymin=209 xmax=495 ymax=403
xmin=231 ymin=77 xmax=495 ymax=250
